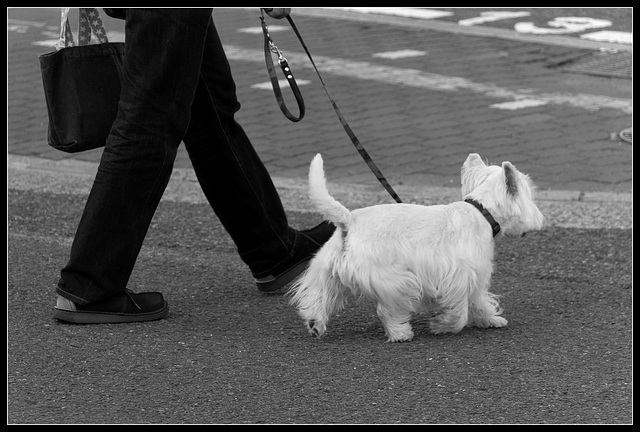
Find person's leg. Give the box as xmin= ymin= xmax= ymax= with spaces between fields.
xmin=182 ymin=17 xmax=335 ymax=291
xmin=55 ymin=9 xmax=213 ymax=319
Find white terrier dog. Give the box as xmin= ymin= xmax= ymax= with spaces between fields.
xmin=289 ymin=153 xmax=544 ymax=342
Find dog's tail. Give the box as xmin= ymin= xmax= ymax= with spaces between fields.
xmin=309 ymin=154 xmax=351 ymax=230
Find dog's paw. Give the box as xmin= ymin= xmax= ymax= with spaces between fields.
xmin=468 ymin=314 xmax=508 ymax=329
xmin=488 ymin=316 xmax=508 ymax=328
xmin=306 ymin=319 xmax=326 ymax=338
xmin=429 ymin=315 xmax=465 ymax=334
xmin=383 ymin=323 xmax=414 ymax=342
xmin=387 ymin=332 xmax=414 ymax=343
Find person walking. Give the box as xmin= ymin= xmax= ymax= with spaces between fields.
xmin=53 ymin=8 xmax=334 ymax=324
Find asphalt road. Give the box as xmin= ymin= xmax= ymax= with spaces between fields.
xmin=7 ymin=184 xmax=632 ymax=424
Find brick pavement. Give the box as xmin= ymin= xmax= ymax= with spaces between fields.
xmin=7 ymin=8 xmax=632 ymax=193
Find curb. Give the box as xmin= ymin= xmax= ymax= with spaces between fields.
xmin=7 ymin=154 xmax=632 ymax=203
xmin=8 ymin=154 xmax=632 ymax=230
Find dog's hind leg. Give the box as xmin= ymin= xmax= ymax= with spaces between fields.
xmin=289 ymin=243 xmax=348 ymax=339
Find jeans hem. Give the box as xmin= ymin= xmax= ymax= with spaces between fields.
xmin=242 ymin=230 xmax=300 ymax=278
xmin=56 ymin=284 xmax=90 ymax=306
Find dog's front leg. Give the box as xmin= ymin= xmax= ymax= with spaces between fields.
xmin=306 ymin=319 xmax=327 ymax=338
xmin=468 ymin=291 xmax=508 ymax=329
xmin=428 ymin=298 xmax=469 ymax=334
xmin=376 ymin=303 xmax=414 ymax=342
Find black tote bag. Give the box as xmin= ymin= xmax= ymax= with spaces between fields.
xmin=39 ymin=8 xmax=124 ymax=153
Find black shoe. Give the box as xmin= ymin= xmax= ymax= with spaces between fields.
xmin=255 ymin=221 xmax=336 ymax=292
xmin=53 ymin=290 xmax=169 ymax=324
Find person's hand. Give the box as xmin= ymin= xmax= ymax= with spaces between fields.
xmin=262 ymin=8 xmax=291 ymax=19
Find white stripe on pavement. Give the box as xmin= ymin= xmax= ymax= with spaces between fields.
xmin=328 ymin=8 xmax=453 ymax=20
xmin=580 ymin=30 xmax=633 ymax=45
xmin=372 ymin=49 xmax=427 ymax=59
xmin=251 ymin=79 xmax=311 ymax=90
xmin=237 ymin=25 xmax=288 ymax=34
xmin=458 ymin=11 xmax=532 ymax=27
xmin=224 ymin=45 xmax=632 ymax=114
xmin=490 ymin=99 xmax=549 ymax=110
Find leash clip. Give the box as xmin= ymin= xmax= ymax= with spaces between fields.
xmin=268 ymin=41 xmax=285 ymax=61
xmin=261 ymin=9 xmax=289 ymax=67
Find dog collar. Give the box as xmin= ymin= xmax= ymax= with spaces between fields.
xmin=464 ymin=199 xmax=501 ymax=237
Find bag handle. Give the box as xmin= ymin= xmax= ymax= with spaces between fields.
xmin=58 ymin=8 xmax=109 ymax=50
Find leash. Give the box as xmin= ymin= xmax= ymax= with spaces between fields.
xmin=260 ymin=10 xmax=305 ymax=122
xmin=260 ymin=10 xmax=403 ymax=204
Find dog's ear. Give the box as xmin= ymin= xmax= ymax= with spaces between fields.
xmin=461 ymin=154 xmax=487 ymax=196
xmin=464 ymin=153 xmax=486 ymax=169
xmin=502 ymin=162 xmax=519 ymax=196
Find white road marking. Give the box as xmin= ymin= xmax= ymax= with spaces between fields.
xmin=8 ymin=24 xmax=31 ymax=34
xmin=458 ymin=11 xmax=531 ymax=26
xmin=372 ymin=49 xmax=427 ymax=59
xmin=326 ymin=8 xmax=453 ymax=20
xmin=580 ymin=30 xmax=633 ymax=45
xmin=105 ymin=31 xmax=125 ymax=42
xmin=490 ymin=99 xmax=549 ymax=110
xmin=7 ymin=18 xmax=47 ymax=28
xmin=251 ymin=79 xmax=311 ymax=90
xmin=224 ymin=46 xmax=632 ymax=114
xmin=32 ymin=40 xmax=58 ymax=47
xmin=515 ymin=17 xmax=612 ymax=35
xmin=237 ymin=25 xmax=288 ymax=34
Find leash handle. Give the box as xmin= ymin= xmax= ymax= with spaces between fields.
xmin=285 ymin=15 xmax=403 ymax=204
xmin=260 ymin=10 xmax=305 ymax=122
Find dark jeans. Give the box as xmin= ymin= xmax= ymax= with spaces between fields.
xmin=58 ymin=9 xmax=295 ymax=305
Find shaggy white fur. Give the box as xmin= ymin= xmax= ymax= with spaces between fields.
xmin=289 ymin=153 xmax=544 ymax=342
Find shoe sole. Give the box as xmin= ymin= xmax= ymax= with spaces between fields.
xmin=52 ymin=301 xmax=169 ymax=324
xmin=255 ymin=258 xmax=311 ymax=293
